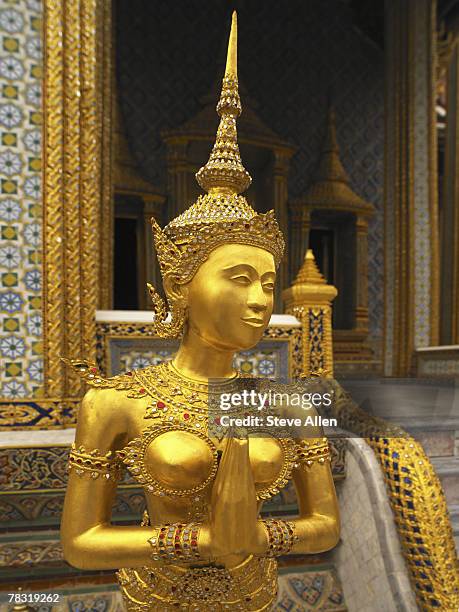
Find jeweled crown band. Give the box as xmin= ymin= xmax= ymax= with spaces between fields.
xmin=152 ymin=202 xmax=284 ymax=284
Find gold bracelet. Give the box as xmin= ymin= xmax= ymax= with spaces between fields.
xmin=148 ymin=523 xmax=202 ymax=563
xmin=263 ymin=519 xmax=297 ymax=557
xmin=68 ymin=443 xmax=123 ymax=480
xmin=295 ymin=437 xmax=330 ymax=466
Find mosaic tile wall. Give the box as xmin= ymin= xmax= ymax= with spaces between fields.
xmin=0 ymin=0 xmax=43 ymax=399
xmin=118 ymin=348 xmax=284 ymax=378
xmin=116 ymin=0 xmax=384 ymax=339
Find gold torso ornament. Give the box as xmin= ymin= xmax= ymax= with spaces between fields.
xmin=118 ymin=509 xmax=278 ymax=611
xmin=116 ymin=361 xmax=298 ymax=504
xmin=66 ymin=359 xmax=331 ymax=611
xmin=117 ymin=553 xmax=278 ymax=611
xmin=67 ymin=359 xmax=303 ymax=504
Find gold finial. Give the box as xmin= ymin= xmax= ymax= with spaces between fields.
xmin=225 ymin=11 xmax=237 ymax=77
xmin=195 ymin=11 xmax=252 ymax=196
xmin=294 ymin=249 xmax=326 ymax=285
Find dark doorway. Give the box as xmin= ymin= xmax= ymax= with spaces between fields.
xmin=114 ymin=217 xmax=139 ymax=309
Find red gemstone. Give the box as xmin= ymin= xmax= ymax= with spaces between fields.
xmin=214 ymin=417 xmax=220 ymax=425
xmin=90 ymin=367 xmax=98 ymax=373
xmin=159 ymin=534 xmax=165 ymax=539
xmin=126 ymin=371 xmax=133 ymax=376
xmin=157 ymin=401 xmax=166 ymax=409
xmin=183 ymin=413 xmax=190 ymax=420
xmin=139 ymin=388 xmax=146 ymax=394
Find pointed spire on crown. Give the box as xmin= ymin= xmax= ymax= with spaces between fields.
xmin=195 ymin=11 xmax=252 ymax=196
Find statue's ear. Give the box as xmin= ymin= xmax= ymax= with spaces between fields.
xmin=163 ymin=273 xmax=188 ymax=305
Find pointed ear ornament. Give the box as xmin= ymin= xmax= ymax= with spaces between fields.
xmin=147 ymin=282 xmax=187 ymax=339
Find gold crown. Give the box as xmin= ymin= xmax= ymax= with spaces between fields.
xmin=151 ymin=12 xmax=285 ymax=282
xmin=149 ymin=12 xmax=285 ymax=336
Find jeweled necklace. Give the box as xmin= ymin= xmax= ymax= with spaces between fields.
xmin=137 ymin=361 xmax=242 ymax=426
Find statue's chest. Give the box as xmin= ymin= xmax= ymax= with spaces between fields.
xmin=116 ymin=363 xmax=297 ymax=502
xmin=117 ymin=425 xmax=296 ymax=502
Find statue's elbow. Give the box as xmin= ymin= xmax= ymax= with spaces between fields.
xmin=326 ymin=515 xmax=341 ymax=550
xmin=310 ymin=513 xmax=341 ymax=552
xmin=61 ymin=533 xmax=100 ymax=570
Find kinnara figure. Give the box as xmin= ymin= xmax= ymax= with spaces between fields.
xmin=61 ymin=13 xmax=340 ymax=611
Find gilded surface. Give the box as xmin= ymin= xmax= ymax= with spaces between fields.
xmin=98 ymin=0 xmax=114 ymax=310
xmin=43 ymin=0 xmax=66 ymax=397
xmin=0 ymin=398 xmax=80 ymax=430
xmin=43 ymin=0 xmax=103 ymax=397
xmin=283 ymin=250 xmax=336 ymax=377
xmin=60 ymin=14 xmax=340 ymax=610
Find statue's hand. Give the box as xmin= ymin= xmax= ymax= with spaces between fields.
xmin=207 ymin=436 xmax=259 ymax=559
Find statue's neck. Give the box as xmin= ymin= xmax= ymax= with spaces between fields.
xmin=171 ymin=327 xmax=236 ymax=382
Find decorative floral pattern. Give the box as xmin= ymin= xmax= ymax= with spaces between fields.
xmin=0 ymin=0 xmax=42 ymax=397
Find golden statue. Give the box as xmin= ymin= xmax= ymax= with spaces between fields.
xmin=61 ymin=13 xmax=339 ymax=610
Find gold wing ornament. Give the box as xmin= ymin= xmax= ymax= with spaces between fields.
xmin=62 ymin=358 xmax=149 ymax=399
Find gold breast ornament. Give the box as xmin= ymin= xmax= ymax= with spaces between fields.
xmin=116 ymin=361 xmax=299 ymax=503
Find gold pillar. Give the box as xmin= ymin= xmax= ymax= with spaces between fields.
xmin=384 ymin=0 xmax=439 ymax=375
xmin=43 ymin=0 xmax=107 ymax=398
xmin=283 ymin=250 xmax=337 ymax=376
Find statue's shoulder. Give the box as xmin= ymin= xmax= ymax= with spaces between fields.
xmin=62 ymin=358 xmax=153 ymax=399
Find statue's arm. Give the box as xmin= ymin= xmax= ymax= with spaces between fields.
xmin=286 ymin=409 xmax=340 ymax=553
xmin=288 ymin=450 xmax=340 ymax=553
xmin=61 ymin=388 xmax=176 ymax=570
xmin=61 ymin=387 xmax=220 ymax=569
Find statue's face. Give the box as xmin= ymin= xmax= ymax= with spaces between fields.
xmin=185 ymin=244 xmax=276 ymax=351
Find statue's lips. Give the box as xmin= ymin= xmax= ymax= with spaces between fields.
xmin=241 ymin=317 xmax=265 ymax=328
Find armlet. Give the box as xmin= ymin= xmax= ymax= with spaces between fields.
xmin=295 ymin=437 xmax=330 ymax=466
xmin=68 ymin=443 xmax=124 ymax=480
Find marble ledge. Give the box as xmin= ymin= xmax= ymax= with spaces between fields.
xmin=0 ymin=428 xmax=76 ymax=448
xmin=416 ymin=344 xmax=459 ymax=353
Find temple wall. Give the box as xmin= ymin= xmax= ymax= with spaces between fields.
xmin=115 ymin=0 xmax=384 ymax=343
xmin=0 ymin=0 xmax=43 ymax=399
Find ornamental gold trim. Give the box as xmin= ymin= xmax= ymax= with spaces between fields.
xmin=43 ymin=0 xmax=109 ymax=399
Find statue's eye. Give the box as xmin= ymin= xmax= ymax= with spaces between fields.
xmin=230 ymin=275 xmax=251 ymax=285
xmin=263 ymin=282 xmax=275 ymax=291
